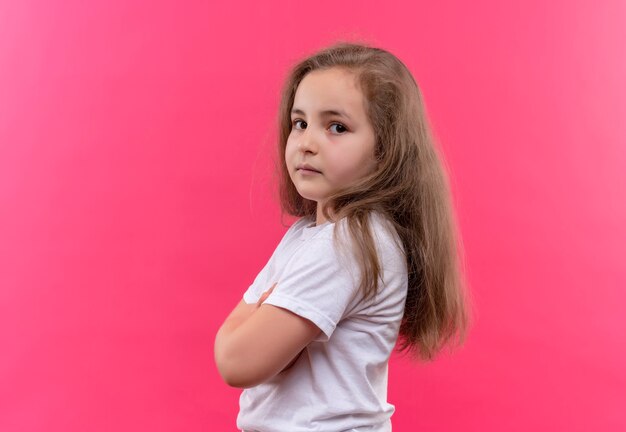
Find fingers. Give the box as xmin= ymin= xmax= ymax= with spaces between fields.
xmin=257 ymin=283 xmax=277 ymax=307
xmin=264 ymin=283 xmax=277 ymax=297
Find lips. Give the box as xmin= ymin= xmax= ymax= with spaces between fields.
xmin=296 ymin=163 xmax=321 ymax=173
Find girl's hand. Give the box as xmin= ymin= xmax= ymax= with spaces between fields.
xmin=256 ymin=282 xmax=276 ymax=308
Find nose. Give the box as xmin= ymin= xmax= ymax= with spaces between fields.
xmin=297 ymin=126 xmax=318 ymax=154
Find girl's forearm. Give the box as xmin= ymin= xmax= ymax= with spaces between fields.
xmin=220 ymin=314 xmax=251 ymax=334
xmin=215 ymin=308 xmax=258 ymax=356
xmin=215 ymin=307 xmax=302 ymax=380
xmin=215 ymin=303 xmax=260 ymax=370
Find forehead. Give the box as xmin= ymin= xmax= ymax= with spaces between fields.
xmin=292 ymin=68 xmax=365 ymax=118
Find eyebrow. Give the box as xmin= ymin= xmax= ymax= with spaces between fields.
xmin=290 ymin=108 xmax=353 ymax=121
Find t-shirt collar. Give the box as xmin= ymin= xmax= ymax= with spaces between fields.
xmin=300 ymin=217 xmax=332 ymax=241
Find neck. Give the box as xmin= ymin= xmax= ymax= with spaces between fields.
xmin=315 ymin=202 xmax=333 ymax=226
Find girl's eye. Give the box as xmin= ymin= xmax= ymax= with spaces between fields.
xmin=329 ymin=123 xmax=347 ymax=134
xmin=291 ymin=119 xmax=348 ymax=134
xmin=292 ymin=119 xmax=306 ymax=130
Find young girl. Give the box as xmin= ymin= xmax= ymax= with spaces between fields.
xmin=214 ymin=41 xmax=469 ymax=432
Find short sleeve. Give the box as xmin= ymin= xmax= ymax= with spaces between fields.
xmin=241 ymin=218 xmax=309 ymax=305
xmin=242 ymin=259 xmax=272 ymax=304
xmin=261 ymin=235 xmax=361 ymax=343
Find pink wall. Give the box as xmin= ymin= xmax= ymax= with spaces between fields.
xmin=1 ymin=1 xmax=624 ymax=430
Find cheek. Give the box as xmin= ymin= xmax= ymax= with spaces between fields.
xmin=284 ymin=142 xmax=298 ymax=176
xmin=285 ymin=138 xmax=296 ymax=159
xmin=284 ymin=143 xmax=293 ymax=165
xmin=338 ymin=152 xmax=375 ymax=182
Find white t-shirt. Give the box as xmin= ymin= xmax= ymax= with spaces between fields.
xmin=237 ymin=211 xmax=408 ymax=432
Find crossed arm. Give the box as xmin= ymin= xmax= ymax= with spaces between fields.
xmin=214 ymin=284 xmax=322 ymax=388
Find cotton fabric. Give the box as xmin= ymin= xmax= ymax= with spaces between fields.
xmin=237 ymin=212 xmax=408 ymax=432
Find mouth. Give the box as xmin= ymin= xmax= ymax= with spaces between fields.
xmin=297 ymin=168 xmax=322 ymax=176
xmin=296 ymin=164 xmax=321 ymax=173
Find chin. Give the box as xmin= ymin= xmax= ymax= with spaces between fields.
xmin=296 ymin=193 xmax=318 ymax=202
xmin=294 ymin=190 xmax=322 ymax=203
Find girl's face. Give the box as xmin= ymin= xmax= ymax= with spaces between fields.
xmin=285 ymin=67 xmax=378 ymax=211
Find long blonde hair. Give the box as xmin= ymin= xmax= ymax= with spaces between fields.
xmin=273 ymin=41 xmax=470 ymax=361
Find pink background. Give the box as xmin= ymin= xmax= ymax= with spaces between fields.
xmin=1 ymin=1 xmax=625 ymax=430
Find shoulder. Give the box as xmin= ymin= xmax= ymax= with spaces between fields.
xmin=303 ymin=211 xmax=405 ymax=269
xmin=368 ymin=211 xmax=404 ymax=255
xmin=330 ymin=211 xmax=404 ymax=255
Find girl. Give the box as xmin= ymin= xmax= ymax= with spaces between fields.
xmin=214 ymin=41 xmax=470 ymax=432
